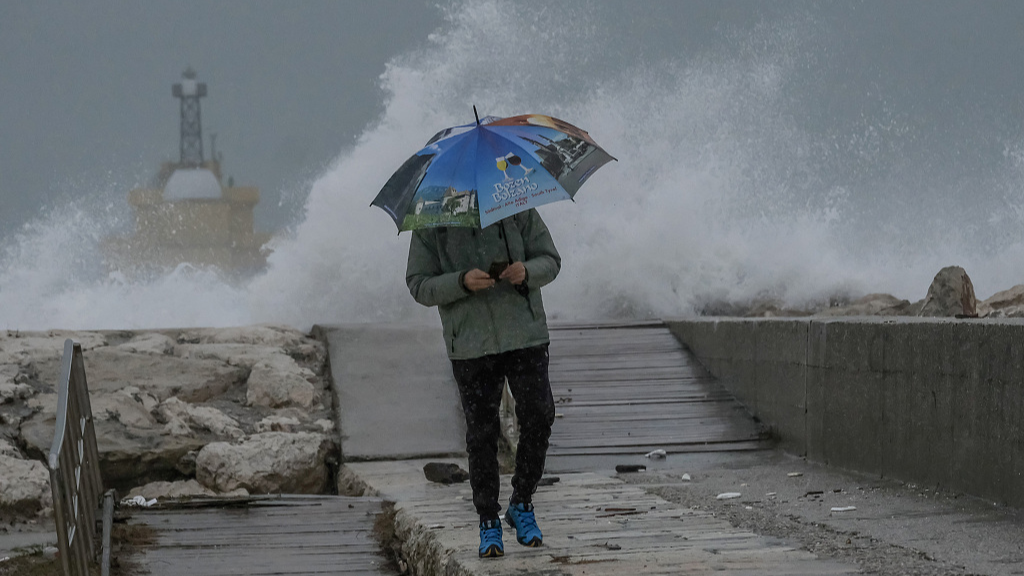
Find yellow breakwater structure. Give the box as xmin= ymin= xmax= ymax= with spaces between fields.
xmin=103 ymin=69 xmax=271 ymax=277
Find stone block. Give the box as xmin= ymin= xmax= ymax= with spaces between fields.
xmin=804 ymin=364 xmax=827 ymax=461
xmin=820 ymin=369 xmax=884 ymax=471
xmin=754 ymin=319 xmax=809 ymax=365
xmin=758 ymin=363 xmax=807 ymax=455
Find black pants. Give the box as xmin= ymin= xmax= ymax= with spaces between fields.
xmin=451 ymin=344 xmax=555 ymax=520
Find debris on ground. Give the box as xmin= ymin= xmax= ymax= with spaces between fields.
xmin=422 ymin=462 xmax=469 ymax=484
xmin=615 ymin=464 xmax=646 ymax=473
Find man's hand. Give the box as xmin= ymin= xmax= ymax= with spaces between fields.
xmin=499 ymin=261 xmax=527 ymax=285
xmin=463 ymin=269 xmax=496 ymax=291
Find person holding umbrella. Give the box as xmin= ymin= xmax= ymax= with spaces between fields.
xmin=374 ymin=110 xmax=613 ymax=558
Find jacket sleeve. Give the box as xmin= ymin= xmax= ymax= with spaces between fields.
xmin=406 ymin=229 xmax=471 ymax=307
xmin=520 ymin=210 xmax=561 ymax=289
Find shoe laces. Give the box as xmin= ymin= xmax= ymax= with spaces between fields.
xmin=480 ymin=519 xmax=502 ymax=544
xmin=513 ymin=504 xmax=539 ymax=532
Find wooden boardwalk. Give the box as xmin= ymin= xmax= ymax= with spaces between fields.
xmin=126 ymin=496 xmax=397 ymax=576
xmin=346 ymin=461 xmax=858 ymax=576
xmin=122 ymin=322 xmax=799 ymax=575
xmin=339 ymin=322 xmax=856 ymax=574
xmin=546 ymin=323 xmax=765 ymax=458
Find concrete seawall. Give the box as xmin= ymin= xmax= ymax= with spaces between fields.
xmin=666 ymin=317 xmax=1024 ymax=508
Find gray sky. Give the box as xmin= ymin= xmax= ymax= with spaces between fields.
xmin=0 ymin=1 xmax=442 ymax=233
xmin=4 ymin=1 xmax=1024 ymax=237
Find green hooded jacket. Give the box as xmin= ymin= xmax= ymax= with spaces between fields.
xmin=406 ymin=209 xmax=561 ymax=360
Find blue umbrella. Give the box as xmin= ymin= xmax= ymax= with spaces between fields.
xmin=373 ymin=109 xmax=615 ymax=231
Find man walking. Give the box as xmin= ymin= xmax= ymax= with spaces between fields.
xmin=406 ymin=208 xmax=559 ymax=558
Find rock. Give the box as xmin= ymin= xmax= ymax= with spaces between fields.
xmin=0 ymin=382 xmax=34 ymax=404
xmin=126 ymin=479 xmax=221 ymax=500
xmin=0 ymin=454 xmax=52 ymax=514
xmin=918 ymin=266 xmax=977 ymax=317
xmin=127 ymin=479 xmax=217 ymax=499
xmin=178 ymin=326 xmax=310 ymax=349
xmin=0 ymin=438 xmax=20 ymax=458
xmin=158 ymin=397 xmax=245 ymax=440
xmin=91 ymin=391 xmax=158 ymax=429
xmin=983 ymin=284 xmax=1024 ymax=309
xmin=117 ymin=333 xmax=176 ymax=355
xmin=313 ymin=419 xmax=334 ymax=433
xmin=818 ymin=293 xmax=912 ymax=316
xmin=246 ymin=354 xmax=319 ymax=409
xmin=255 ymin=415 xmax=301 ymax=433
xmin=422 ymin=462 xmax=469 ymax=484
xmin=19 ymin=404 xmax=205 ymax=491
xmin=174 ymin=343 xmax=286 ymax=369
xmin=615 ymin=464 xmax=646 ymax=473
xmin=163 ymin=417 xmax=191 ymax=437
xmin=0 ymin=363 xmax=20 ymax=384
xmin=196 ymin=432 xmax=334 ymax=494
xmin=121 ymin=386 xmax=160 ymax=412
xmin=0 ymin=331 xmax=108 ymax=365
xmin=176 ymin=451 xmax=198 ymax=476
xmin=50 ymin=348 xmax=247 ymax=403
xmin=979 ymin=284 xmax=1024 ymax=318
xmin=176 ymin=326 xmax=327 ymax=368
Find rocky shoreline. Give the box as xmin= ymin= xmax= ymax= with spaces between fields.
xmin=1 ymin=325 xmax=338 ymax=521
xmin=1 ymin=265 xmax=1021 ymax=535
xmin=701 ymin=266 xmax=1024 ymax=319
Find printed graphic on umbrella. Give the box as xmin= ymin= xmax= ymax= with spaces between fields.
xmin=372 ymin=110 xmax=615 ymax=231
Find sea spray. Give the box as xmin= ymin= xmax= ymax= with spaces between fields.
xmin=3 ymin=0 xmax=1024 ymax=330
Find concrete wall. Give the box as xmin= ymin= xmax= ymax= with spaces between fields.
xmin=667 ymin=317 xmax=1024 ymax=507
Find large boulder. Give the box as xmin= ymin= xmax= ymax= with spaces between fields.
xmin=117 ymin=333 xmax=176 ymax=355
xmin=195 ymin=432 xmax=334 ymax=494
xmin=0 ymin=438 xmax=20 ymax=458
xmin=818 ymin=293 xmax=912 ymax=317
xmin=157 ymin=397 xmax=245 ymax=439
xmin=2 ymin=326 xmax=332 ymax=497
xmin=918 ymin=266 xmax=977 ymax=317
xmin=245 ymin=354 xmax=319 ymax=409
xmin=178 ymin=325 xmax=310 ymax=349
xmin=176 ymin=325 xmax=327 ymax=367
xmin=0 ymin=453 xmax=52 ymax=515
xmin=174 ymin=343 xmax=286 ymax=369
xmin=979 ymin=284 xmax=1024 ymax=318
xmin=0 ymin=331 xmax=108 ymax=365
xmin=0 ymin=381 xmax=34 ymax=404
xmin=91 ymin=390 xmax=158 ymax=428
xmin=19 ymin=393 xmax=206 ymax=491
xmin=126 ymin=479 xmax=218 ymax=500
xmin=58 ymin=348 xmax=247 ymax=403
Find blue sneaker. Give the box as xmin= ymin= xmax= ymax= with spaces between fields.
xmin=478 ymin=518 xmax=504 ymax=558
xmin=504 ymin=501 xmax=543 ymax=547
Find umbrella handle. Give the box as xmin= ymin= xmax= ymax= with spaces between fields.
xmin=500 ymin=219 xmax=530 ymax=297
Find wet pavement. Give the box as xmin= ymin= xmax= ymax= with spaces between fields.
xmin=331 ymin=322 xmax=1024 ymax=575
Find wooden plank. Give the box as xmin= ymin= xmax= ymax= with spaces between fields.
xmin=543 ymin=325 xmax=766 ymax=464
xmin=127 ymin=496 xmax=398 ymax=576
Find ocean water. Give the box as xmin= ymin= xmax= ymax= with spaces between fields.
xmin=3 ymin=0 xmax=1024 ymax=331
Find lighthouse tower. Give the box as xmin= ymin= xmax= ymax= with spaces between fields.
xmin=104 ymin=69 xmax=270 ymax=276
xmin=173 ymin=67 xmax=207 ymax=168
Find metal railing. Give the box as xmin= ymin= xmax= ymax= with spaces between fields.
xmin=48 ymin=339 xmax=105 ymax=576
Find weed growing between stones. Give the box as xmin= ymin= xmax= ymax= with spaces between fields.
xmin=0 ymin=544 xmax=64 ymax=576
xmin=108 ymin=520 xmax=157 ymax=575
xmin=370 ymin=501 xmax=406 ymax=574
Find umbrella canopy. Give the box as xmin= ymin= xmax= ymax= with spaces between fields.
xmin=373 ymin=113 xmax=615 ymax=231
